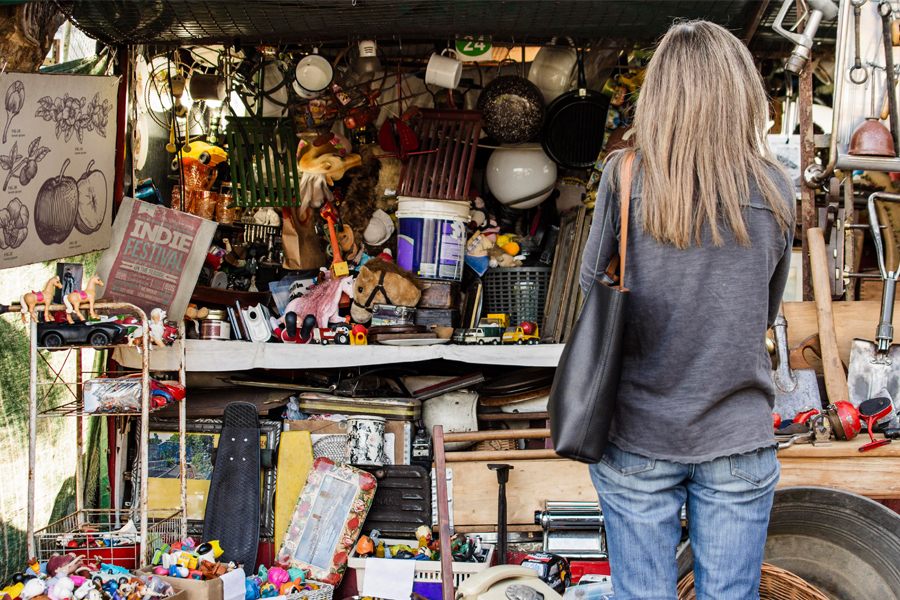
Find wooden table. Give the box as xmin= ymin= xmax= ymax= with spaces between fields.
xmin=449 ymin=437 xmax=900 ymax=529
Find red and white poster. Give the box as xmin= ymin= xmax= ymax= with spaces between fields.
xmin=94 ymin=196 xmax=217 ymax=321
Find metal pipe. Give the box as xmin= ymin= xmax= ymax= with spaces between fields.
xmin=139 ymin=306 xmax=149 ymax=565
xmin=806 ymin=0 xmax=852 ymax=188
xmin=179 ymin=321 xmax=187 ymax=539
xmin=27 ymin=317 xmax=37 ymax=559
xmin=835 ymin=154 xmax=900 ymax=171
xmin=75 ymin=349 xmax=84 ymax=513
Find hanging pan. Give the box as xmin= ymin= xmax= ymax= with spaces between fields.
xmin=541 ymin=47 xmax=611 ymax=170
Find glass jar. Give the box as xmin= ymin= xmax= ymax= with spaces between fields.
xmin=216 ymin=182 xmax=235 ymax=224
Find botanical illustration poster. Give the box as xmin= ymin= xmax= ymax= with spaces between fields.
xmin=0 ymin=72 xmax=118 ymax=269
xmin=95 ymin=196 xmax=217 ymax=322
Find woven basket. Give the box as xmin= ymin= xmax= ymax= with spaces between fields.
xmin=677 ymin=563 xmax=829 ymax=600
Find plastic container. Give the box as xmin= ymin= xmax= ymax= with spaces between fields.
xmin=396 ymin=198 xmax=470 ymax=281
xmin=483 ymin=266 xmax=552 ymax=326
xmin=349 ymin=538 xmax=495 ymax=588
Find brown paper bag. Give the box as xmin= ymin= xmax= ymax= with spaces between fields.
xmin=282 ymin=207 xmax=328 ymax=270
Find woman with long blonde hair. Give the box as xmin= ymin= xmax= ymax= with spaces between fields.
xmin=579 ymin=20 xmax=795 ymax=600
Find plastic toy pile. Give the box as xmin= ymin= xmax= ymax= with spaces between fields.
xmin=0 ymin=555 xmax=177 ymax=600
xmin=353 ymin=526 xmax=488 ymax=563
xmin=83 ymin=374 xmax=185 ymax=414
xmin=149 ymin=539 xmax=327 ymax=600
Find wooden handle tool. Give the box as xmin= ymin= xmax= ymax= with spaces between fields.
xmin=808 ymin=227 xmax=850 ymax=404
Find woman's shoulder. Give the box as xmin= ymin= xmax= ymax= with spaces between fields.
xmin=747 ymin=162 xmax=794 ymax=213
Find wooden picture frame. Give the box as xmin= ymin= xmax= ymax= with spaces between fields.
xmin=542 ymin=206 xmax=586 ymax=343
xmin=136 ymin=418 xmax=281 ymax=538
xmin=560 ymin=212 xmax=594 ymax=343
xmin=275 ymin=458 xmax=376 ymax=585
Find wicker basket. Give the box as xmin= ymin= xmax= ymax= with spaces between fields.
xmin=474 ymin=438 xmax=516 ymax=452
xmin=677 ymin=563 xmax=829 ymax=600
xmin=482 ymin=266 xmax=552 ymax=327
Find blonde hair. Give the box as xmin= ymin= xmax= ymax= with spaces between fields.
xmin=615 ymin=20 xmax=793 ymax=249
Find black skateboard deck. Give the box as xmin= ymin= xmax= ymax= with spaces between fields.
xmin=203 ymin=402 xmax=260 ymax=569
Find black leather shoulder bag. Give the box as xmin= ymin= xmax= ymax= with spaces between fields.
xmin=548 ymin=152 xmax=635 ymax=463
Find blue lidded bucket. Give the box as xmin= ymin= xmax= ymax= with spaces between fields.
xmin=396 ymin=198 xmax=470 ymax=281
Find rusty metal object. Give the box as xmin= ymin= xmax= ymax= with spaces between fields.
xmin=363 ymin=465 xmax=431 ymax=537
xmin=849 ymin=118 xmax=897 ymax=157
xmin=399 ymin=109 xmax=482 ymax=201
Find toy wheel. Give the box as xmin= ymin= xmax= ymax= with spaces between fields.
xmin=322 ymin=339 xmax=329 ymax=346
xmin=89 ymin=331 xmax=110 ymax=347
xmin=335 ymin=332 xmax=350 ymax=345
xmin=478 ymin=339 xmax=485 ymax=345
xmin=492 ymin=340 xmax=499 ymax=345
xmin=517 ymin=340 xmax=524 ymax=345
xmin=528 ymin=338 xmax=539 ymax=345
xmin=199 ymin=151 xmax=211 ymax=165
xmin=42 ymin=332 xmax=64 ymax=348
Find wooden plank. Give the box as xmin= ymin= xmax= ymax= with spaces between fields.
xmin=782 ymin=301 xmax=900 ymax=366
xmin=450 ymin=443 xmax=900 ymax=526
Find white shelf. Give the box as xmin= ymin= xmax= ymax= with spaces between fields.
xmin=112 ymin=340 xmax=564 ymax=371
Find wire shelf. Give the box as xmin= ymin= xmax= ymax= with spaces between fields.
xmin=35 ymin=509 xmax=183 ymax=569
xmin=67 ymin=1 xmax=762 ymax=46
xmin=37 ymin=398 xmax=177 ymax=418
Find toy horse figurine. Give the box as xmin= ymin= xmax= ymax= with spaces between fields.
xmin=20 ymin=276 xmax=63 ymax=323
xmin=64 ymin=275 xmax=104 ymax=324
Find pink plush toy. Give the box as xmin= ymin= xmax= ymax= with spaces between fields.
xmin=275 ymin=275 xmax=354 ymax=330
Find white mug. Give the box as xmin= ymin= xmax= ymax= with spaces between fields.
xmin=426 ymin=49 xmax=462 ymax=89
xmin=295 ymin=50 xmax=334 ymax=96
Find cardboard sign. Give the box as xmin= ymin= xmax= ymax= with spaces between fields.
xmin=0 ymin=73 xmax=119 ymax=269
xmin=94 ymin=197 xmax=217 ymax=322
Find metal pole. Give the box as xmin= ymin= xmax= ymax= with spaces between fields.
xmin=179 ymin=321 xmax=187 ymax=539
xmin=800 ymin=21 xmax=817 ymax=301
xmin=139 ymin=308 xmax=150 ymax=564
xmin=27 ymin=317 xmax=37 ymax=559
xmin=75 ymin=349 xmax=84 ymax=513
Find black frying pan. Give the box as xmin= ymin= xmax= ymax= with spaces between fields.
xmin=541 ymin=47 xmax=611 ymax=170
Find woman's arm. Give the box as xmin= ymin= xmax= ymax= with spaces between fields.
xmin=767 ymin=223 xmax=796 ymax=329
xmin=579 ymin=165 xmax=621 ymax=295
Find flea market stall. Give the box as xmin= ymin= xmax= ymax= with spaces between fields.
xmin=5 ymin=1 xmax=900 ymax=599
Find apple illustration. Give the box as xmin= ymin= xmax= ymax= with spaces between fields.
xmin=75 ymin=160 xmax=107 ymax=235
xmin=34 ymin=158 xmax=78 ymax=245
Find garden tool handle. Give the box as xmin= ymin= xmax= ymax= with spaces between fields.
xmin=867 ymin=192 xmax=900 ymax=280
xmin=867 ymin=192 xmax=900 ymax=352
xmin=772 ymin=313 xmax=797 ymax=392
xmin=809 ymin=228 xmax=851 ymax=404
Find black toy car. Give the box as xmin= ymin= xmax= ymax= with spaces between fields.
xmin=37 ymin=320 xmax=129 ymax=348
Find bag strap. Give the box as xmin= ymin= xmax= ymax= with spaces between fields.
xmin=618 ymin=152 xmax=636 ymax=289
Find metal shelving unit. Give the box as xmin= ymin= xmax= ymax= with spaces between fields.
xmin=26 ymin=302 xmax=188 ymax=566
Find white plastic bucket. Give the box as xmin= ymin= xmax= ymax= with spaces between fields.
xmin=396 ymin=198 xmax=470 ymax=281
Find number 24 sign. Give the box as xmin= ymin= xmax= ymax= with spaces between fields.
xmin=455 ymin=36 xmax=492 ymax=61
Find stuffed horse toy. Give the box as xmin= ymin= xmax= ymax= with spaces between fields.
xmin=275 ymin=275 xmax=355 ymax=331
xmin=21 ymin=276 xmax=62 ymax=322
xmin=350 ymin=258 xmax=424 ymax=324
xmin=64 ymin=275 xmax=103 ymax=324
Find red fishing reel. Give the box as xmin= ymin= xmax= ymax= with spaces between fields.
xmin=826 ymin=401 xmax=861 ymax=441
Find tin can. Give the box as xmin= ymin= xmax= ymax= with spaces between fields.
xmin=200 ymin=310 xmax=231 ymax=340
xmin=345 ymin=415 xmax=386 ymax=467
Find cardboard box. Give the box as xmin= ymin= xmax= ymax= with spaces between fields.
xmin=285 ymin=419 xmax=413 ymax=465
xmin=137 ymin=568 xmax=223 ymax=600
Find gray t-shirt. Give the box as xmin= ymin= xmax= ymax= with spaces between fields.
xmin=579 ymin=155 xmax=795 ymax=464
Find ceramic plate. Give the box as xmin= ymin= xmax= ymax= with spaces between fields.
xmin=377 ymin=338 xmax=451 ymax=346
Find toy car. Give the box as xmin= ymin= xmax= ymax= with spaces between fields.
xmin=314 ymin=323 xmax=351 ymax=345
xmin=37 ymin=320 xmax=129 ymax=348
xmin=502 ymin=322 xmax=541 ymax=345
xmin=463 ymin=325 xmax=503 ymax=345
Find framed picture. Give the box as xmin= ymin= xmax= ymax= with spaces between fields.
xmin=275 ymin=458 xmax=376 ymax=585
xmin=542 ymin=205 xmax=586 ymax=343
xmin=135 ymin=418 xmax=281 ymax=538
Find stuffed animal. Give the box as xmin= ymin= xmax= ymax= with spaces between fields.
xmin=276 ymin=275 xmax=355 ymax=330
xmin=488 ymin=244 xmax=522 ymax=268
xmin=350 ymin=257 xmax=424 ymax=323
xmin=337 ymin=145 xmax=398 ymax=258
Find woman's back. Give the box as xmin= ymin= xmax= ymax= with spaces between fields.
xmin=579 ymin=158 xmax=794 ymax=463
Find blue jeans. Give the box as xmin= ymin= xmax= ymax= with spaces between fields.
xmin=590 ymin=443 xmax=779 ymax=600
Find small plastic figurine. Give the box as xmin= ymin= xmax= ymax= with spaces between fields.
xmin=65 ymin=275 xmax=104 ymax=324
xmin=20 ymin=275 xmax=63 ymax=322
xmin=128 ymin=308 xmax=169 ymax=352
